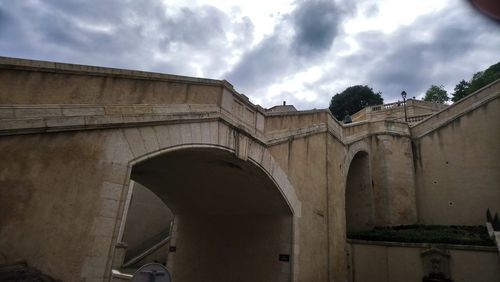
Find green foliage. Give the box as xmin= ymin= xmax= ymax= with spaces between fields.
xmin=347 ymin=225 xmax=495 ymax=246
xmin=452 ymin=61 xmax=500 ymax=102
xmin=423 ymin=85 xmax=448 ymax=104
xmin=329 ymin=85 xmax=383 ymax=121
xmin=452 ymin=79 xmax=470 ymax=102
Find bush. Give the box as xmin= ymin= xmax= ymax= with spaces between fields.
xmin=347 ymin=225 xmax=494 ymax=246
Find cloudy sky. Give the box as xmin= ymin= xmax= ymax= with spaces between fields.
xmin=1 ymin=0 xmax=499 ymax=109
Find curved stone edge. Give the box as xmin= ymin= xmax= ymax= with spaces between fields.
xmin=80 ymin=120 xmax=302 ymax=281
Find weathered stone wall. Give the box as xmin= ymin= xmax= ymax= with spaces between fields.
xmin=348 ymin=241 xmax=500 ymax=282
xmin=1 ymin=57 xmax=499 ymax=282
xmin=170 ymin=215 xmax=292 ymax=282
xmin=344 ymin=121 xmax=418 ymax=228
xmin=268 ymin=133 xmax=331 ymax=281
xmin=0 ymin=129 xmax=120 ymax=282
xmin=0 ymin=57 xmax=224 ymax=106
xmin=0 ymin=120 xmax=306 ymax=282
xmin=412 ymin=96 xmax=500 ymax=225
xmin=369 ymin=134 xmax=417 ymax=226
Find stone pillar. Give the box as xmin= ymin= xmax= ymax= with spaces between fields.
xmin=370 ymin=134 xmax=418 ymax=226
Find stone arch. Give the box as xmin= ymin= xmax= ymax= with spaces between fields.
xmin=83 ymin=120 xmax=301 ymax=281
xmin=123 ymin=121 xmax=301 ymax=217
xmin=345 ymin=141 xmax=374 ymax=233
xmin=345 ymin=140 xmax=371 ymax=170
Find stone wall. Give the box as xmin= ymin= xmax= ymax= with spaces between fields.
xmin=412 ymin=83 xmax=500 ymax=225
xmin=169 ymin=215 xmax=292 ymax=282
xmin=268 ymin=133 xmax=332 ymax=281
xmin=0 ymin=57 xmax=225 ymax=106
xmin=369 ymin=134 xmax=417 ymax=226
xmin=0 ymin=129 xmax=119 ymax=281
xmin=1 ymin=57 xmax=499 ymax=282
xmin=344 ymin=121 xmax=418 ymax=227
xmin=348 ymin=240 xmax=500 ymax=282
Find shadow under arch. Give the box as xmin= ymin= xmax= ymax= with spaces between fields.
xmin=120 ymin=145 xmax=295 ymax=282
xmin=345 ymin=150 xmax=374 ymax=233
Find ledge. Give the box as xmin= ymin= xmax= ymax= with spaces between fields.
xmin=0 ymin=56 xmax=229 ymax=88
xmin=347 ymin=239 xmax=498 ymax=252
xmin=0 ymin=111 xmax=221 ymax=136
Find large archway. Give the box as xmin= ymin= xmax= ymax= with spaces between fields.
xmin=124 ymin=146 xmax=294 ymax=281
xmin=345 ymin=151 xmax=374 ymax=233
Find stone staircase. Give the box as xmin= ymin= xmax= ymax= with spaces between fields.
xmin=122 ymin=227 xmax=171 ymax=268
xmin=111 ymin=225 xmax=172 ymax=281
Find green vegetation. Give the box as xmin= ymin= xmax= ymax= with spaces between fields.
xmin=451 ymin=61 xmax=500 ymax=102
xmin=328 ymin=61 xmax=500 ymax=118
xmin=329 ymin=85 xmax=383 ymax=121
xmin=423 ymin=85 xmax=448 ymax=104
xmin=347 ymin=225 xmax=495 ymax=246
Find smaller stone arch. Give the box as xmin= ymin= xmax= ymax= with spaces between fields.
xmin=345 ymin=140 xmax=371 ymax=170
xmin=345 ymin=141 xmax=374 ymax=233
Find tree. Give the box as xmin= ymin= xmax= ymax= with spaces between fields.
xmin=451 ymin=61 xmax=500 ymax=102
xmin=423 ymin=85 xmax=448 ymax=104
xmin=451 ymin=80 xmax=470 ymax=102
xmin=329 ymin=85 xmax=383 ymax=121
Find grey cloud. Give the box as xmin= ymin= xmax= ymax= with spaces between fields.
xmin=160 ymin=6 xmax=226 ymax=48
xmin=317 ymin=3 xmax=500 ymax=103
xmin=363 ymin=4 xmax=379 ymax=18
xmin=0 ymin=6 xmax=10 ymax=30
xmin=225 ymin=33 xmax=292 ymax=91
xmin=41 ymin=0 xmax=127 ymax=23
xmin=0 ymin=1 xmax=253 ymax=77
xmin=35 ymin=16 xmax=105 ymax=51
xmin=225 ymin=0 xmax=342 ymax=96
xmin=291 ymin=0 xmax=340 ymax=56
xmin=368 ymin=9 xmax=499 ymax=100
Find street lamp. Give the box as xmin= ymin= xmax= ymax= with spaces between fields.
xmin=401 ymin=91 xmax=408 ymax=122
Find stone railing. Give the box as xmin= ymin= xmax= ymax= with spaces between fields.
xmin=368 ymin=99 xmax=446 ymax=113
xmin=407 ymin=113 xmax=432 ymax=124
xmin=369 ymin=101 xmax=407 ymax=112
xmin=342 ymin=119 xmax=410 ymax=144
xmin=411 ymin=79 xmax=500 ymax=138
xmin=382 ymin=101 xmax=405 ymax=110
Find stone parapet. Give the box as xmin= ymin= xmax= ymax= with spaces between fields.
xmin=411 ymin=79 xmax=500 ymax=138
xmin=343 ymin=120 xmax=410 ymax=145
xmin=0 ymin=56 xmax=227 ymax=87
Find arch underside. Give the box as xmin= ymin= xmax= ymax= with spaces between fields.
xmin=128 ymin=147 xmax=293 ymax=282
xmin=131 ymin=147 xmax=291 ymax=216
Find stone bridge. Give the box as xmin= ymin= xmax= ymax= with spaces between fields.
xmin=0 ymin=57 xmax=498 ymax=282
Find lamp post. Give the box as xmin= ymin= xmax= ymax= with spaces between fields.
xmin=401 ymin=91 xmax=408 ymax=122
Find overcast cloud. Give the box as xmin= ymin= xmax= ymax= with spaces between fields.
xmin=0 ymin=0 xmax=499 ymax=109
